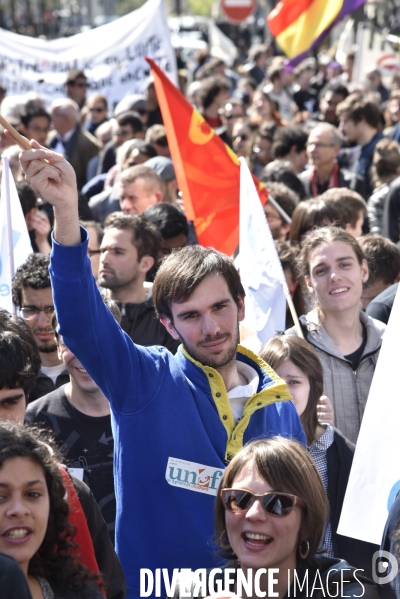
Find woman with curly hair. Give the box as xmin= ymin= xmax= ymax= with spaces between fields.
xmin=0 ymin=422 xmax=104 ymax=599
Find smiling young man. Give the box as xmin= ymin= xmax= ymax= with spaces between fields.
xmin=20 ymin=142 xmax=305 ymax=599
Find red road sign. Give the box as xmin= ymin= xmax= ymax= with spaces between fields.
xmin=220 ymin=0 xmax=257 ymax=23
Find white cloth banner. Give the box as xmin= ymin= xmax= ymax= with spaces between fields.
xmin=239 ymin=158 xmax=287 ymax=352
xmin=338 ymin=285 xmax=400 ymax=545
xmin=0 ymin=0 xmax=177 ymax=107
xmin=0 ymin=159 xmax=33 ymax=313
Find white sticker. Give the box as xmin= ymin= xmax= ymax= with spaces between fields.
xmin=68 ymin=467 xmax=84 ymax=481
xmin=165 ymin=457 xmax=224 ymax=496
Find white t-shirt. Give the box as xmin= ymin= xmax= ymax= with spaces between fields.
xmin=227 ymin=361 xmax=259 ymax=422
xmin=40 ymin=363 xmax=66 ymax=384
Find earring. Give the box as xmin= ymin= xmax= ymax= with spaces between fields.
xmin=299 ymin=540 xmax=310 ymax=559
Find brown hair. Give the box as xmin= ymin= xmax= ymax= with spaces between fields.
xmin=320 ymin=188 xmax=367 ymax=228
xmin=153 ymin=245 xmax=245 ymax=320
xmin=289 ymin=199 xmax=345 ymax=245
xmin=88 ymin=94 xmax=108 ymax=109
xmin=372 ymin=138 xmax=400 ymax=184
xmin=337 ymin=96 xmax=381 ymax=129
xmin=214 ymin=437 xmax=329 ymax=562
xmin=260 ymin=336 xmax=322 ymax=445
xmin=358 ymin=234 xmax=400 ymax=286
xmin=296 ymin=226 xmax=365 ymax=280
xmin=103 ymin=212 xmax=161 ymax=261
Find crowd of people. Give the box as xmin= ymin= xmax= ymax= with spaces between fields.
xmin=0 ymin=32 xmax=400 ymax=599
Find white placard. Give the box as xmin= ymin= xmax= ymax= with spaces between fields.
xmin=0 ymin=0 xmax=177 ymax=108
xmin=338 ymin=285 xmax=400 ymax=545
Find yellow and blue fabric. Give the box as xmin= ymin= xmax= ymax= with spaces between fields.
xmin=267 ymin=0 xmax=366 ymax=60
xmin=49 ymin=227 xmax=305 ymax=599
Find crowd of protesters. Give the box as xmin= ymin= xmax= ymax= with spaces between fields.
xmin=0 ymin=32 xmax=400 ymax=599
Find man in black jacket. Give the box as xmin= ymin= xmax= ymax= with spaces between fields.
xmin=99 ymin=212 xmax=180 ymax=352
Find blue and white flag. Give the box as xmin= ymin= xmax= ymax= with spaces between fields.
xmin=338 ymin=284 xmax=400 ymax=545
xmin=0 ymin=158 xmax=32 ymax=313
xmin=239 ymin=158 xmax=288 ymax=352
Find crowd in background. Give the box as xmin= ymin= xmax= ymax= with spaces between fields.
xmin=1 ymin=31 xmax=400 ymax=599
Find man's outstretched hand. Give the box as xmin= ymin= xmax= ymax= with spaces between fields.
xmin=19 ymin=140 xmax=81 ymax=246
xmin=20 ymin=140 xmax=77 ymax=207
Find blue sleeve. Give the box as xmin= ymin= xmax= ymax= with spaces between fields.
xmin=287 ymin=400 xmax=307 ymax=445
xmin=49 ymin=227 xmax=167 ymax=415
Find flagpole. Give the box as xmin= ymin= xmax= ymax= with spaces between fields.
xmin=3 ymin=157 xmax=16 ymax=315
xmin=268 ymin=194 xmax=292 ymax=224
xmin=286 ymin=294 xmax=304 ymax=339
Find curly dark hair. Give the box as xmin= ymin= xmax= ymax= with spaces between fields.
xmin=0 ymin=309 xmax=41 ymax=397
xmin=0 ymin=423 xmax=103 ymax=598
xmin=12 ymin=253 xmax=51 ymax=308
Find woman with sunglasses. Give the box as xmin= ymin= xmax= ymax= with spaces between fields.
xmin=170 ymin=437 xmax=377 ymax=599
xmin=0 ymin=422 xmax=105 ymax=599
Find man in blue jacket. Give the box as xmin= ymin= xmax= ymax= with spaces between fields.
xmin=20 ymin=143 xmax=305 ymax=599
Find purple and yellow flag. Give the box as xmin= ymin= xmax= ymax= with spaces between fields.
xmin=267 ymin=0 xmax=366 ymax=60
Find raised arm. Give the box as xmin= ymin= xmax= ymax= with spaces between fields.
xmin=20 ymin=142 xmax=164 ymax=414
xmin=20 ymin=141 xmax=81 ymax=247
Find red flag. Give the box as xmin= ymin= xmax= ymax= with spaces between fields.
xmin=145 ymin=57 xmax=266 ymax=256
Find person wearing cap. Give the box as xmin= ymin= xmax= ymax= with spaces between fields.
xmin=114 ymin=94 xmax=148 ymax=122
xmin=66 ymin=69 xmax=88 ymax=110
xmin=144 ymin=156 xmax=178 ymax=205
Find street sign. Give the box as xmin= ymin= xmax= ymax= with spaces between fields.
xmin=220 ymin=0 xmax=256 ymax=23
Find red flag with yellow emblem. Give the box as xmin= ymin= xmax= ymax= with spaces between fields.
xmin=145 ymin=57 xmax=267 ymax=256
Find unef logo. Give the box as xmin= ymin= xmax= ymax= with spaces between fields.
xmin=165 ymin=457 xmax=224 ymax=496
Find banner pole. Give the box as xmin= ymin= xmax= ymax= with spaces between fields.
xmin=3 ymin=158 xmax=16 ymax=314
xmin=286 ymin=294 xmax=304 ymax=339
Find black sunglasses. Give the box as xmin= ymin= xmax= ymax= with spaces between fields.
xmin=221 ymin=488 xmax=306 ymax=517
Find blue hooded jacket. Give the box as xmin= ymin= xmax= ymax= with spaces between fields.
xmin=49 ymin=229 xmax=305 ymax=599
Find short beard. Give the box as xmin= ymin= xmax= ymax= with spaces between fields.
xmin=175 ymin=324 xmax=240 ymax=370
xmin=37 ymin=343 xmax=57 ymax=354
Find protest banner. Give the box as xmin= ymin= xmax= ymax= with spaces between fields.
xmin=0 ymin=158 xmax=32 ymax=313
xmin=338 ymin=284 xmax=400 ymax=544
xmin=0 ymin=0 xmax=177 ymax=107
xmin=146 ymin=56 xmax=266 ymax=256
xmin=239 ymin=157 xmax=289 ymax=351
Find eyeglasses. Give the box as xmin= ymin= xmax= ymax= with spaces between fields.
xmin=89 ymin=107 xmax=105 ymax=113
xmin=306 ymin=142 xmax=334 ymax=149
xmin=20 ymin=306 xmax=55 ymax=320
xmin=221 ymin=488 xmax=306 ymax=517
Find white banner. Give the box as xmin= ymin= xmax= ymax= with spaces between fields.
xmin=0 ymin=0 xmax=177 ymax=108
xmin=0 ymin=159 xmax=32 ymax=313
xmin=239 ymin=158 xmax=287 ymax=352
xmin=338 ymin=285 xmax=400 ymax=545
